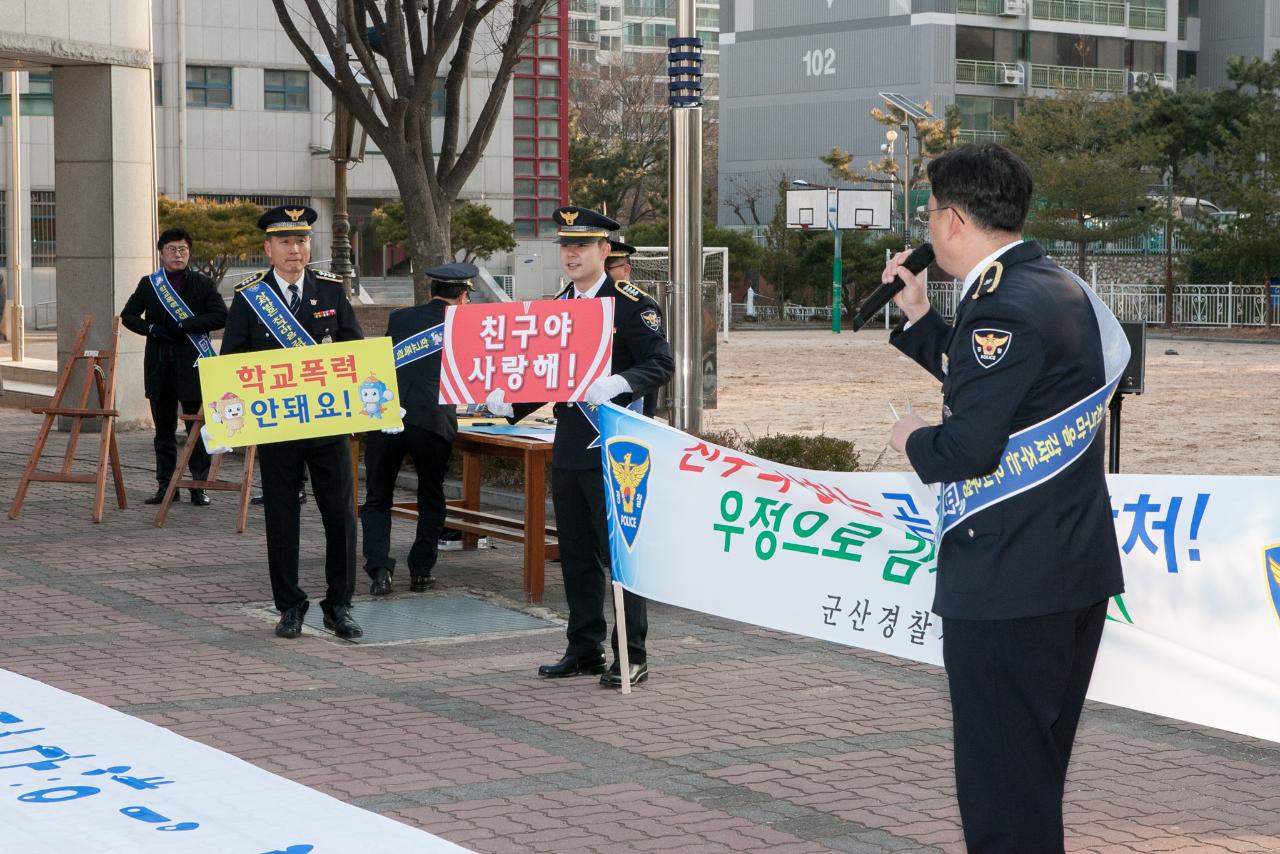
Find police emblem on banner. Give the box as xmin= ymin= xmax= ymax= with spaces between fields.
xmin=1266 ymin=543 xmax=1280 ymax=626
xmin=972 ymin=328 xmax=1012 ymax=368
xmin=606 ymin=437 xmax=652 ymax=551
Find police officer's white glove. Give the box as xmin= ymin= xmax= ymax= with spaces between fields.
xmin=485 ymin=388 xmax=514 ymax=418
xmin=381 ymin=408 xmax=407 ymax=434
xmin=584 ymin=373 xmax=631 ymax=406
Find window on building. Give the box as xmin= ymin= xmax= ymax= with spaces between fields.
xmin=624 ymin=22 xmax=674 ymax=48
xmin=569 ymin=18 xmax=597 ymax=43
xmin=264 ymin=69 xmax=309 ymax=111
xmin=154 ymin=62 xmax=163 ymax=106
xmin=0 ymin=71 xmax=55 ymax=119
xmin=1030 ymin=33 xmax=1120 ymax=68
xmin=1177 ymin=50 xmax=1197 ymax=81
xmin=956 ymin=26 xmax=1024 ymax=64
xmin=1126 ymin=40 xmax=1166 ymax=74
xmin=0 ymin=190 xmax=6 ymax=267
xmin=31 ymin=190 xmax=56 ymax=267
xmin=600 ymin=4 xmax=621 ymax=21
xmin=599 ymin=35 xmax=621 ymax=52
xmin=625 ymin=0 xmax=676 ymax=17
xmin=186 ymin=65 xmax=232 ymax=108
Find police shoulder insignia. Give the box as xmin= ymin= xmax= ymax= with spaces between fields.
xmin=313 ymin=269 xmax=342 ymax=283
xmin=235 ymin=271 xmax=266 ymax=291
xmin=616 ymin=281 xmax=642 ymax=302
xmin=972 ymin=328 xmax=1012 ymax=368
xmin=970 ymin=261 xmax=1003 ymax=300
xmin=640 ymin=308 xmax=661 ymax=332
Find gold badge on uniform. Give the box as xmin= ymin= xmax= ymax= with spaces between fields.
xmin=972 ymin=329 xmax=1011 ymax=369
xmin=561 ymin=210 xmax=579 ymax=226
xmin=640 ymin=308 xmax=661 ymax=332
xmin=284 ymin=208 xmax=305 ymax=222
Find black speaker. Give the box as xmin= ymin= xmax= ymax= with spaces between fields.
xmin=1118 ymin=320 xmax=1145 ymax=395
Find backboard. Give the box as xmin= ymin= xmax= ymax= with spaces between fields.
xmin=785 ymin=188 xmax=830 ymax=230
xmin=835 ymin=188 xmax=892 ymax=230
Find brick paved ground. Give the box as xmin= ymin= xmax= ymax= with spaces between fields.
xmin=1 ymin=407 xmax=1278 ymax=853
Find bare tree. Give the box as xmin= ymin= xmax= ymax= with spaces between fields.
xmin=272 ymin=0 xmax=552 ymax=301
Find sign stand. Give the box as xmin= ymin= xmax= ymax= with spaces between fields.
xmin=153 ymin=412 xmax=256 ymax=532
xmin=8 ymin=315 xmax=126 ymax=523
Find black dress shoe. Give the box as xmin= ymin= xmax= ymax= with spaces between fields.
xmin=323 ymin=605 xmax=363 ymax=639
xmin=370 ymin=568 xmax=393 ymax=596
xmin=275 ymin=601 xmax=309 ymax=638
xmin=409 ymin=574 xmax=433 ymax=592
xmin=250 ymin=490 xmax=306 ymax=506
xmin=538 ymin=653 xmax=607 ymax=678
xmin=189 ymin=489 xmax=211 ymax=506
xmin=143 ymin=487 xmax=167 ymax=505
xmin=600 ymin=660 xmax=649 ymax=688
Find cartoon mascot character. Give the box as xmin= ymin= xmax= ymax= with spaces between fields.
xmin=359 ymin=375 xmax=395 ymax=419
xmin=208 ymin=392 xmax=247 ymax=438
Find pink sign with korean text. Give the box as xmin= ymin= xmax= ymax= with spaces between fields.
xmin=439 ymin=298 xmax=615 ymax=404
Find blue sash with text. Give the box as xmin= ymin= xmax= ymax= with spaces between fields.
xmin=393 ymin=323 xmax=445 ymax=368
xmin=241 ymin=280 xmax=317 ymax=348
xmin=938 ymin=272 xmax=1130 ymax=539
xmin=148 ymin=270 xmax=217 ymax=360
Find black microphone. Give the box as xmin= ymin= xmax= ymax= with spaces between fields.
xmin=850 ymin=243 xmax=935 ymax=332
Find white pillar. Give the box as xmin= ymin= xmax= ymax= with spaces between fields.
xmin=53 ymin=64 xmax=157 ymax=425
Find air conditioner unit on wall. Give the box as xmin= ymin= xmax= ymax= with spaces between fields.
xmin=1000 ymin=0 xmax=1028 ymax=15
xmin=1000 ymin=64 xmax=1025 ymax=86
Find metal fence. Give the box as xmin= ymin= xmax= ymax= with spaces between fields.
xmin=731 ymin=282 xmax=1273 ymax=329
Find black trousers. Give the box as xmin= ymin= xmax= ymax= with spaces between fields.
xmin=150 ymin=393 xmax=209 ymax=486
xmin=551 ymin=466 xmax=647 ymax=662
xmin=361 ymin=426 xmax=452 ymax=578
xmin=942 ymin=599 xmax=1108 ymax=854
xmin=257 ymin=435 xmax=356 ymax=613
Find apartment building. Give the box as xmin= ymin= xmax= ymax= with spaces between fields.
xmin=717 ymin=0 xmax=1213 ymax=227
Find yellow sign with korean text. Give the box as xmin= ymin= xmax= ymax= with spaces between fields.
xmin=198 ymin=338 xmax=402 ymax=448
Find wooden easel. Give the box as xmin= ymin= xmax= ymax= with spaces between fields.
xmin=153 ymin=411 xmax=256 ymax=532
xmin=8 ymin=315 xmax=126 ymax=523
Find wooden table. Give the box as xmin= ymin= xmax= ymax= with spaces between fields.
xmin=356 ymin=428 xmax=558 ymax=603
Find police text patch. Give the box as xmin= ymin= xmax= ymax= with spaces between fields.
xmin=971 ymin=329 xmax=1011 ymax=368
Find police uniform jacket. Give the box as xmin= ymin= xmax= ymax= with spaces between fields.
xmin=120 ymin=269 xmax=227 ymax=400
xmin=386 ymin=298 xmax=456 ymax=441
xmin=514 ymin=275 xmax=674 ymax=470
xmin=220 ymin=268 xmax=363 ymax=356
xmin=890 ymin=241 xmax=1124 ymax=621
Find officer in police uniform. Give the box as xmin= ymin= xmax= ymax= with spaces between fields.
xmin=362 ymin=263 xmax=474 ymax=596
xmin=220 ymin=205 xmax=365 ymax=640
xmin=604 ymin=239 xmax=662 ymax=418
xmin=884 ymin=144 xmax=1124 ymax=853
xmin=487 ymin=206 xmax=673 ymax=688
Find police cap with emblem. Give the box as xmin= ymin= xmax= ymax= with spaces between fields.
xmin=553 ymin=206 xmax=619 ymax=246
xmin=426 ymin=262 xmax=477 ymax=295
xmin=258 ymin=204 xmax=318 ymax=236
xmin=607 ymin=239 xmax=636 ymax=259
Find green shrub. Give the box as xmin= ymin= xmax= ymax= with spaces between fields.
xmin=743 ymin=433 xmax=861 ymax=473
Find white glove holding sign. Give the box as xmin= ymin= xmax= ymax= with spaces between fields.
xmin=583 ymin=374 xmax=631 ymax=406
xmin=485 ymin=388 xmax=514 ymax=418
xmin=381 ymin=407 xmax=408 ymax=435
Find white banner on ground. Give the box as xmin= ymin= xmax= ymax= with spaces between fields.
xmin=597 ymin=404 xmax=1280 ymax=745
xmin=0 ymin=668 xmax=471 ymax=854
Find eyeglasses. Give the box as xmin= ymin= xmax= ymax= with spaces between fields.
xmin=161 ymin=245 xmax=191 ymax=255
xmin=915 ymin=205 xmax=966 ymax=226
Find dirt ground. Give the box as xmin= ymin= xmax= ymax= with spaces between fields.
xmin=703 ymin=327 xmax=1280 ymax=476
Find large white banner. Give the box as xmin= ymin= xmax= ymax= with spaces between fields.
xmin=597 ymin=404 xmax=1280 ymax=745
xmin=0 ymin=668 xmax=471 ymax=854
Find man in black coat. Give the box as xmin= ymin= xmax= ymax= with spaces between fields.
xmin=884 ymin=144 xmax=1125 ymax=853
xmin=220 ymin=205 xmax=364 ymax=641
xmin=362 ymin=263 xmax=474 ymax=596
xmin=121 ymin=228 xmax=228 ymax=505
xmin=488 ymin=207 xmax=674 ymax=688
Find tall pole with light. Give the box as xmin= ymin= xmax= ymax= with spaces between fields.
xmin=882 ymin=128 xmax=899 ymax=237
